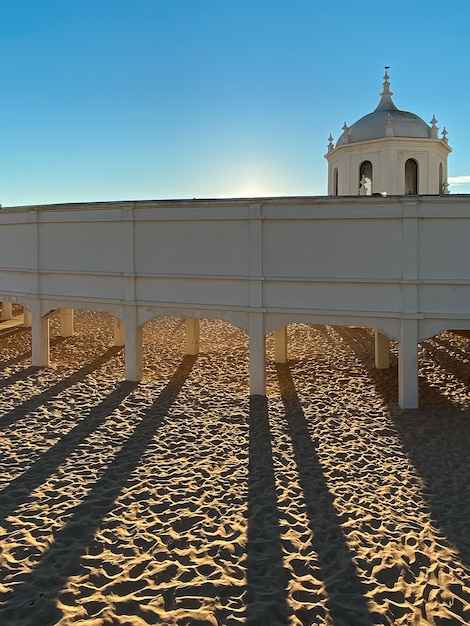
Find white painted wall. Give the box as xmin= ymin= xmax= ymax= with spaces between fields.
xmin=0 ymin=196 xmax=469 ymax=335
xmin=326 ymin=137 xmax=450 ymax=195
xmin=1 ymin=195 xmax=470 ymax=407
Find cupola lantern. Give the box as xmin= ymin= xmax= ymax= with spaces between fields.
xmin=325 ymin=69 xmax=452 ymax=196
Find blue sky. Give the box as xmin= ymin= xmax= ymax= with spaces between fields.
xmin=1 ymin=0 xmax=470 ymax=207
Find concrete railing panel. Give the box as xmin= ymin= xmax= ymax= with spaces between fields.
xmin=262 ymin=218 xmax=402 ymax=279
xmin=134 ymin=220 xmax=250 ymax=276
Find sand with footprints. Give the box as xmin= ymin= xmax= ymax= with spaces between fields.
xmin=1 ymin=311 xmax=470 ymax=625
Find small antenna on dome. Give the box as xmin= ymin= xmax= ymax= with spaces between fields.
xmin=385 ymin=65 xmax=390 ymax=70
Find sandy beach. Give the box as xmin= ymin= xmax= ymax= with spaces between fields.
xmin=1 ymin=310 xmax=470 ymax=625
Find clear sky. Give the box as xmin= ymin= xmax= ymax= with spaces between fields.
xmin=1 ymin=0 xmax=470 ymax=207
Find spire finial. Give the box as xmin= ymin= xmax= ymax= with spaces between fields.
xmin=381 ymin=66 xmax=393 ymax=97
xmin=375 ymin=66 xmax=397 ymax=112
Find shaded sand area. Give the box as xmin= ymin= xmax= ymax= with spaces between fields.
xmin=1 ymin=311 xmax=470 ymax=625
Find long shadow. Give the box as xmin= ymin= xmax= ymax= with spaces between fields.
xmin=330 ymin=325 xmax=470 ymax=413
xmin=330 ymin=326 xmax=376 ymax=365
xmin=0 ymin=327 xmax=32 ymax=368
xmin=332 ymin=326 xmax=398 ymax=406
xmin=331 ymin=326 xmax=470 ymax=407
xmin=421 ymin=335 xmax=470 ymax=389
xmin=0 ymin=325 xmax=24 ymax=340
xmin=0 ymin=346 xmax=123 ymax=431
xmin=0 ymin=332 xmax=73 ymax=370
xmin=431 ymin=333 xmax=470 ymax=360
xmin=392 ymin=406 xmax=470 ymax=566
xmin=0 ymin=380 xmax=138 ymax=527
xmin=332 ymin=326 xmax=470 ymax=568
xmin=276 ymin=363 xmax=374 ymax=626
xmin=0 ymin=354 xmax=197 ymax=625
xmin=245 ymin=395 xmax=291 ymax=625
xmin=0 ymin=365 xmax=42 ymax=389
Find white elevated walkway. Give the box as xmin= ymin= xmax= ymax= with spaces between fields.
xmin=1 ymin=194 xmax=470 ymax=408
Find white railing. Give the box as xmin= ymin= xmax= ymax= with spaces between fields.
xmin=1 ymin=194 xmax=470 ymax=407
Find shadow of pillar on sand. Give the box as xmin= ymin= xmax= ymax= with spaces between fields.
xmin=331 ymin=326 xmax=470 ymax=570
xmin=0 ymin=331 xmax=80 ymax=370
xmin=0 ymin=327 xmax=36 ymax=369
xmin=245 ymin=394 xmax=291 ymax=625
xmin=330 ymin=325 xmax=398 ymax=406
xmin=391 ymin=405 xmax=470 ymax=568
xmin=275 ymin=363 xmax=375 ymax=626
xmin=0 ymin=380 xmax=138 ymax=526
xmin=0 ymin=354 xmax=198 ymax=626
xmin=0 ymin=365 xmax=43 ymax=390
xmin=0 ymin=346 xmax=124 ymax=431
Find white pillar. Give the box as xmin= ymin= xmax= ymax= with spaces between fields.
xmin=274 ymin=326 xmax=288 ymax=363
xmin=124 ymin=309 xmax=142 ymax=381
xmin=398 ymin=320 xmax=419 ymax=409
xmin=185 ymin=317 xmax=200 ymax=355
xmin=374 ymin=331 xmax=390 ymax=369
xmin=114 ymin=318 xmax=125 ymax=346
xmin=32 ymin=315 xmax=50 ymax=366
xmin=60 ymin=308 xmax=74 ymax=337
xmin=249 ymin=314 xmax=266 ymax=396
xmin=23 ymin=307 xmax=32 ymax=328
xmin=1 ymin=302 xmax=13 ymax=321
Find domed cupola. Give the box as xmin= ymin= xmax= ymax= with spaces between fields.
xmin=325 ymin=69 xmax=452 ymax=196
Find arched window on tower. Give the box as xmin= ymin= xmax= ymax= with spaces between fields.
xmin=359 ymin=161 xmax=372 ymax=195
xmin=405 ymin=159 xmax=418 ymax=194
xmin=439 ymin=163 xmax=443 ymax=194
xmin=333 ymin=168 xmax=339 ymax=195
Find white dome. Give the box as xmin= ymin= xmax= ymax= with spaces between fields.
xmin=336 ymin=72 xmax=432 ymax=146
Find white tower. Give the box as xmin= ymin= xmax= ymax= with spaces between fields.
xmin=325 ymin=69 xmax=452 ymax=196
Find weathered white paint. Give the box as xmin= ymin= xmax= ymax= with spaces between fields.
xmin=398 ymin=319 xmax=419 ymax=409
xmin=185 ymin=317 xmax=200 ymax=355
xmin=249 ymin=313 xmax=265 ymax=396
xmin=1 ymin=302 xmax=13 ymax=321
xmin=32 ymin=313 xmax=49 ymax=367
xmin=374 ymin=331 xmax=390 ymax=369
xmin=274 ymin=326 xmax=288 ymax=363
xmin=23 ymin=307 xmax=32 ymax=328
xmin=124 ymin=307 xmax=142 ymax=381
xmin=60 ymin=308 xmax=74 ymax=337
xmin=1 ymin=195 xmax=470 ymax=408
xmin=113 ymin=318 xmax=125 ymax=346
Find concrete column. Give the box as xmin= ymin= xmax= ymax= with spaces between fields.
xmin=60 ymin=308 xmax=74 ymax=337
xmin=32 ymin=314 xmax=50 ymax=366
xmin=114 ymin=318 xmax=125 ymax=346
xmin=124 ymin=308 xmax=142 ymax=381
xmin=249 ymin=314 xmax=266 ymax=396
xmin=23 ymin=307 xmax=32 ymax=328
xmin=274 ymin=326 xmax=288 ymax=363
xmin=398 ymin=320 xmax=419 ymax=409
xmin=185 ymin=317 xmax=200 ymax=355
xmin=1 ymin=302 xmax=13 ymax=321
xmin=374 ymin=331 xmax=390 ymax=369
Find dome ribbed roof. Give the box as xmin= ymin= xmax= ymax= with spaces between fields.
xmin=336 ymin=71 xmax=432 ymax=146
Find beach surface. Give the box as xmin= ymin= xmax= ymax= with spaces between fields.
xmin=1 ymin=311 xmax=470 ymax=625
